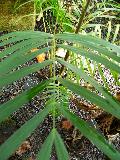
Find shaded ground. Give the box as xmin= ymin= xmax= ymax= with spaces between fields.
xmin=0 ymin=0 xmax=34 ymax=31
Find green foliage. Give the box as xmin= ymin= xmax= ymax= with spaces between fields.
xmin=59 ymin=106 xmax=120 ymax=160
xmin=0 ymin=102 xmax=53 ymax=160
xmin=36 ymin=128 xmax=55 ymax=160
xmin=0 ymin=0 xmax=120 ymax=159
xmin=0 ymin=30 xmax=120 ymax=160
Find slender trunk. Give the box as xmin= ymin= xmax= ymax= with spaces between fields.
xmin=75 ymin=0 xmax=91 ymax=34
xmin=60 ymin=0 xmax=91 ymax=75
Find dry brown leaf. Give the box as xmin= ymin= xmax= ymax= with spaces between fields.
xmin=36 ymin=53 xmax=45 ymax=63
xmin=16 ymin=141 xmax=31 ymax=155
xmin=62 ymin=120 xmax=73 ymax=130
xmin=31 ymin=48 xmax=45 ymax=63
xmin=116 ymin=92 xmax=120 ymax=101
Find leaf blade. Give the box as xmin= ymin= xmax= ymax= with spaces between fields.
xmin=55 ymin=33 xmax=120 ymax=55
xmin=0 ymin=38 xmax=51 ymax=59
xmin=0 ymin=44 xmax=51 ymax=74
xmin=0 ymin=60 xmax=53 ymax=88
xmin=0 ymin=79 xmax=51 ymax=123
xmin=57 ymin=59 xmax=120 ymax=110
xmin=57 ymin=44 xmax=120 ymax=73
xmin=59 ymin=107 xmax=120 ymax=160
xmin=0 ymin=104 xmax=52 ymax=160
xmin=36 ymin=129 xmax=55 ymax=160
xmin=58 ymin=78 xmax=120 ymax=119
xmin=54 ymin=129 xmax=69 ymax=160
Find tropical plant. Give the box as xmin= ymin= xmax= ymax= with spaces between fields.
xmin=68 ymin=19 xmax=120 ymax=91
xmin=65 ymin=0 xmax=120 ymax=91
xmin=13 ymin=0 xmax=73 ymax=32
xmin=0 ymin=28 xmax=120 ymax=160
xmin=0 ymin=0 xmax=120 ymax=160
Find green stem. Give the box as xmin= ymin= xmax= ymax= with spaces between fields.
xmin=75 ymin=0 xmax=91 ymax=33
xmin=52 ymin=36 xmax=56 ymax=129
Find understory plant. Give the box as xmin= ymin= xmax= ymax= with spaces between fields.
xmin=64 ymin=0 xmax=120 ymax=91
xmin=0 ymin=1 xmax=120 ymax=160
xmin=0 ymin=30 xmax=120 ymax=160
